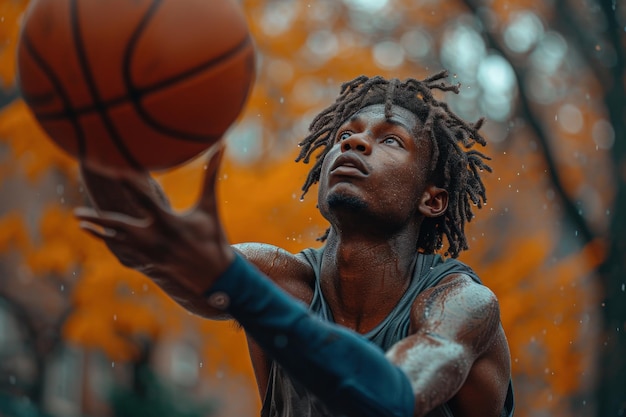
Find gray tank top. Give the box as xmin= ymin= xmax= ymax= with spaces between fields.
xmin=260 ymin=246 xmax=511 ymax=417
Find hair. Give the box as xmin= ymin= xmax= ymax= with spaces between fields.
xmin=295 ymin=71 xmax=491 ymax=258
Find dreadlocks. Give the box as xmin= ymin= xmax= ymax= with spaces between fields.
xmin=295 ymin=71 xmax=492 ymax=258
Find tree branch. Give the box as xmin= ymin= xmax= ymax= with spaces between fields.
xmin=462 ymin=0 xmax=597 ymax=245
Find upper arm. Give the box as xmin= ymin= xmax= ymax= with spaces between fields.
xmin=233 ymin=242 xmax=315 ymax=303
xmin=232 ymin=242 xmax=315 ymax=400
xmin=386 ymin=274 xmax=509 ymax=417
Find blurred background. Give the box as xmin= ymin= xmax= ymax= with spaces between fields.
xmin=0 ymin=0 xmax=624 ymax=416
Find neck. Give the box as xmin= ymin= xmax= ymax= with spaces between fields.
xmin=320 ymin=228 xmax=419 ymax=334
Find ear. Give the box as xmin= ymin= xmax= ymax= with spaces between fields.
xmin=418 ymin=185 xmax=448 ymax=218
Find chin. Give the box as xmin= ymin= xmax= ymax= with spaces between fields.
xmin=326 ymin=193 xmax=368 ymax=211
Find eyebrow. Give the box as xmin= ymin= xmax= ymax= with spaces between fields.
xmin=348 ymin=114 xmax=413 ymax=131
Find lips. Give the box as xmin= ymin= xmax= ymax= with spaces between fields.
xmin=330 ymin=154 xmax=368 ymax=175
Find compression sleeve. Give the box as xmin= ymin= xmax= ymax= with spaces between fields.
xmin=204 ymin=253 xmax=415 ymax=417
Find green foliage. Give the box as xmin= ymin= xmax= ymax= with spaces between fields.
xmin=0 ymin=392 xmax=52 ymax=417
xmin=110 ymin=364 xmax=214 ymax=417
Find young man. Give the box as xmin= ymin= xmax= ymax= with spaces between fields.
xmin=75 ymin=72 xmax=514 ymax=417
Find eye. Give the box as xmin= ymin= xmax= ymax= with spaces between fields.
xmin=337 ymin=131 xmax=352 ymax=142
xmin=382 ymin=136 xmax=401 ymax=146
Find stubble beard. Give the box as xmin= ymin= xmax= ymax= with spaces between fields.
xmin=326 ymin=193 xmax=368 ymax=212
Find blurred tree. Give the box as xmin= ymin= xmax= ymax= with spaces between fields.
xmin=461 ymin=0 xmax=626 ymax=414
xmin=110 ymin=339 xmax=214 ymax=417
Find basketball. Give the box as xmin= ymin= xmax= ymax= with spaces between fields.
xmin=16 ymin=0 xmax=255 ymax=171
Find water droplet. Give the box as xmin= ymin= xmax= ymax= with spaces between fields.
xmin=199 ymin=362 xmax=203 ymax=368
xmin=111 ymin=362 xmax=115 ymax=368
xmin=60 ymin=284 xmax=64 ymax=292
xmin=113 ymin=314 xmax=117 ymax=321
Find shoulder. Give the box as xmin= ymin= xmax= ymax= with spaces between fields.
xmin=233 ymin=242 xmax=316 ymax=304
xmin=410 ymin=272 xmax=501 ymax=354
xmin=406 ymin=269 xmax=511 ymax=416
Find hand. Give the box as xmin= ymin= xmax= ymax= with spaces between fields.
xmin=74 ymin=144 xmax=235 ymax=295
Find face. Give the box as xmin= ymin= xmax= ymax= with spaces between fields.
xmin=317 ymin=104 xmax=446 ymax=230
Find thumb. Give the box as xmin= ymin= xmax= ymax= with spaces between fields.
xmin=197 ymin=142 xmax=226 ymax=212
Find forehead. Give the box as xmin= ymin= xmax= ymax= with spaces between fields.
xmin=343 ymin=104 xmax=420 ymax=131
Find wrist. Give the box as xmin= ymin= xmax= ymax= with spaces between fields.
xmin=203 ymin=252 xmax=250 ymax=310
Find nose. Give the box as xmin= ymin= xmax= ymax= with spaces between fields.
xmin=341 ymin=133 xmax=371 ymax=154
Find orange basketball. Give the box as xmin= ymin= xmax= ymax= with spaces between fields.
xmin=16 ymin=0 xmax=255 ymax=171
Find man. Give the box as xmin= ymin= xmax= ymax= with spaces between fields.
xmin=75 ymin=72 xmax=514 ymax=417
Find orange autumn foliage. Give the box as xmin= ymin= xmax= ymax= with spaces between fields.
xmin=0 ymin=0 xmax=28 ymax=86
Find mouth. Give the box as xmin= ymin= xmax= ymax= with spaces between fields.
xmin=330 ymin=154 xmax=368 ymax=176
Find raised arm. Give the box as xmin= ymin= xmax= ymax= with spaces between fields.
xmin=386 ymin=274 xmax=511 ymax=417
xmin=75 ymin=146 xmax=236 ymax=319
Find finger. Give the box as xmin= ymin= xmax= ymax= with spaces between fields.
xmin=78 ymin=221 xmax=125 ymax=242
xmin=198 ymin=142 xmax=226 ymax=211
xmin=74 ymin=206 xmax=152 ymax=229
xmin=79 ymin=160 xmax=125 ymax=179
xmin=73 ymin=206 xmax=98 ymax=218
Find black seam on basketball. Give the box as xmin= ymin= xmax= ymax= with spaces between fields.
xmin=121 ymin=0 xmax=216 ymax=143
xmin=124 ymin=27 xmax=251 ymax=142
xmin=21 ymin=33 xmax=87 ymax=158
xmin=71 ymin=0 xmax=143 ymax=170
xmin=36 ymin=30 xmax=252 ymax=145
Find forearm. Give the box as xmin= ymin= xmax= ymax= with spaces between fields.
xmin=205 ymin=254 xmax=415 ymax=417
xmin=387 ymin=337 xmax=469 ymax=416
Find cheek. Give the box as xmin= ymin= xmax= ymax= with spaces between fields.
xmin=317 ymin=156 xmax=334 ymax=197
xmin=318 ymin=148 xmax=339 ymax=183
xmin=379 ymin=163 xmax=424 ymax=207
